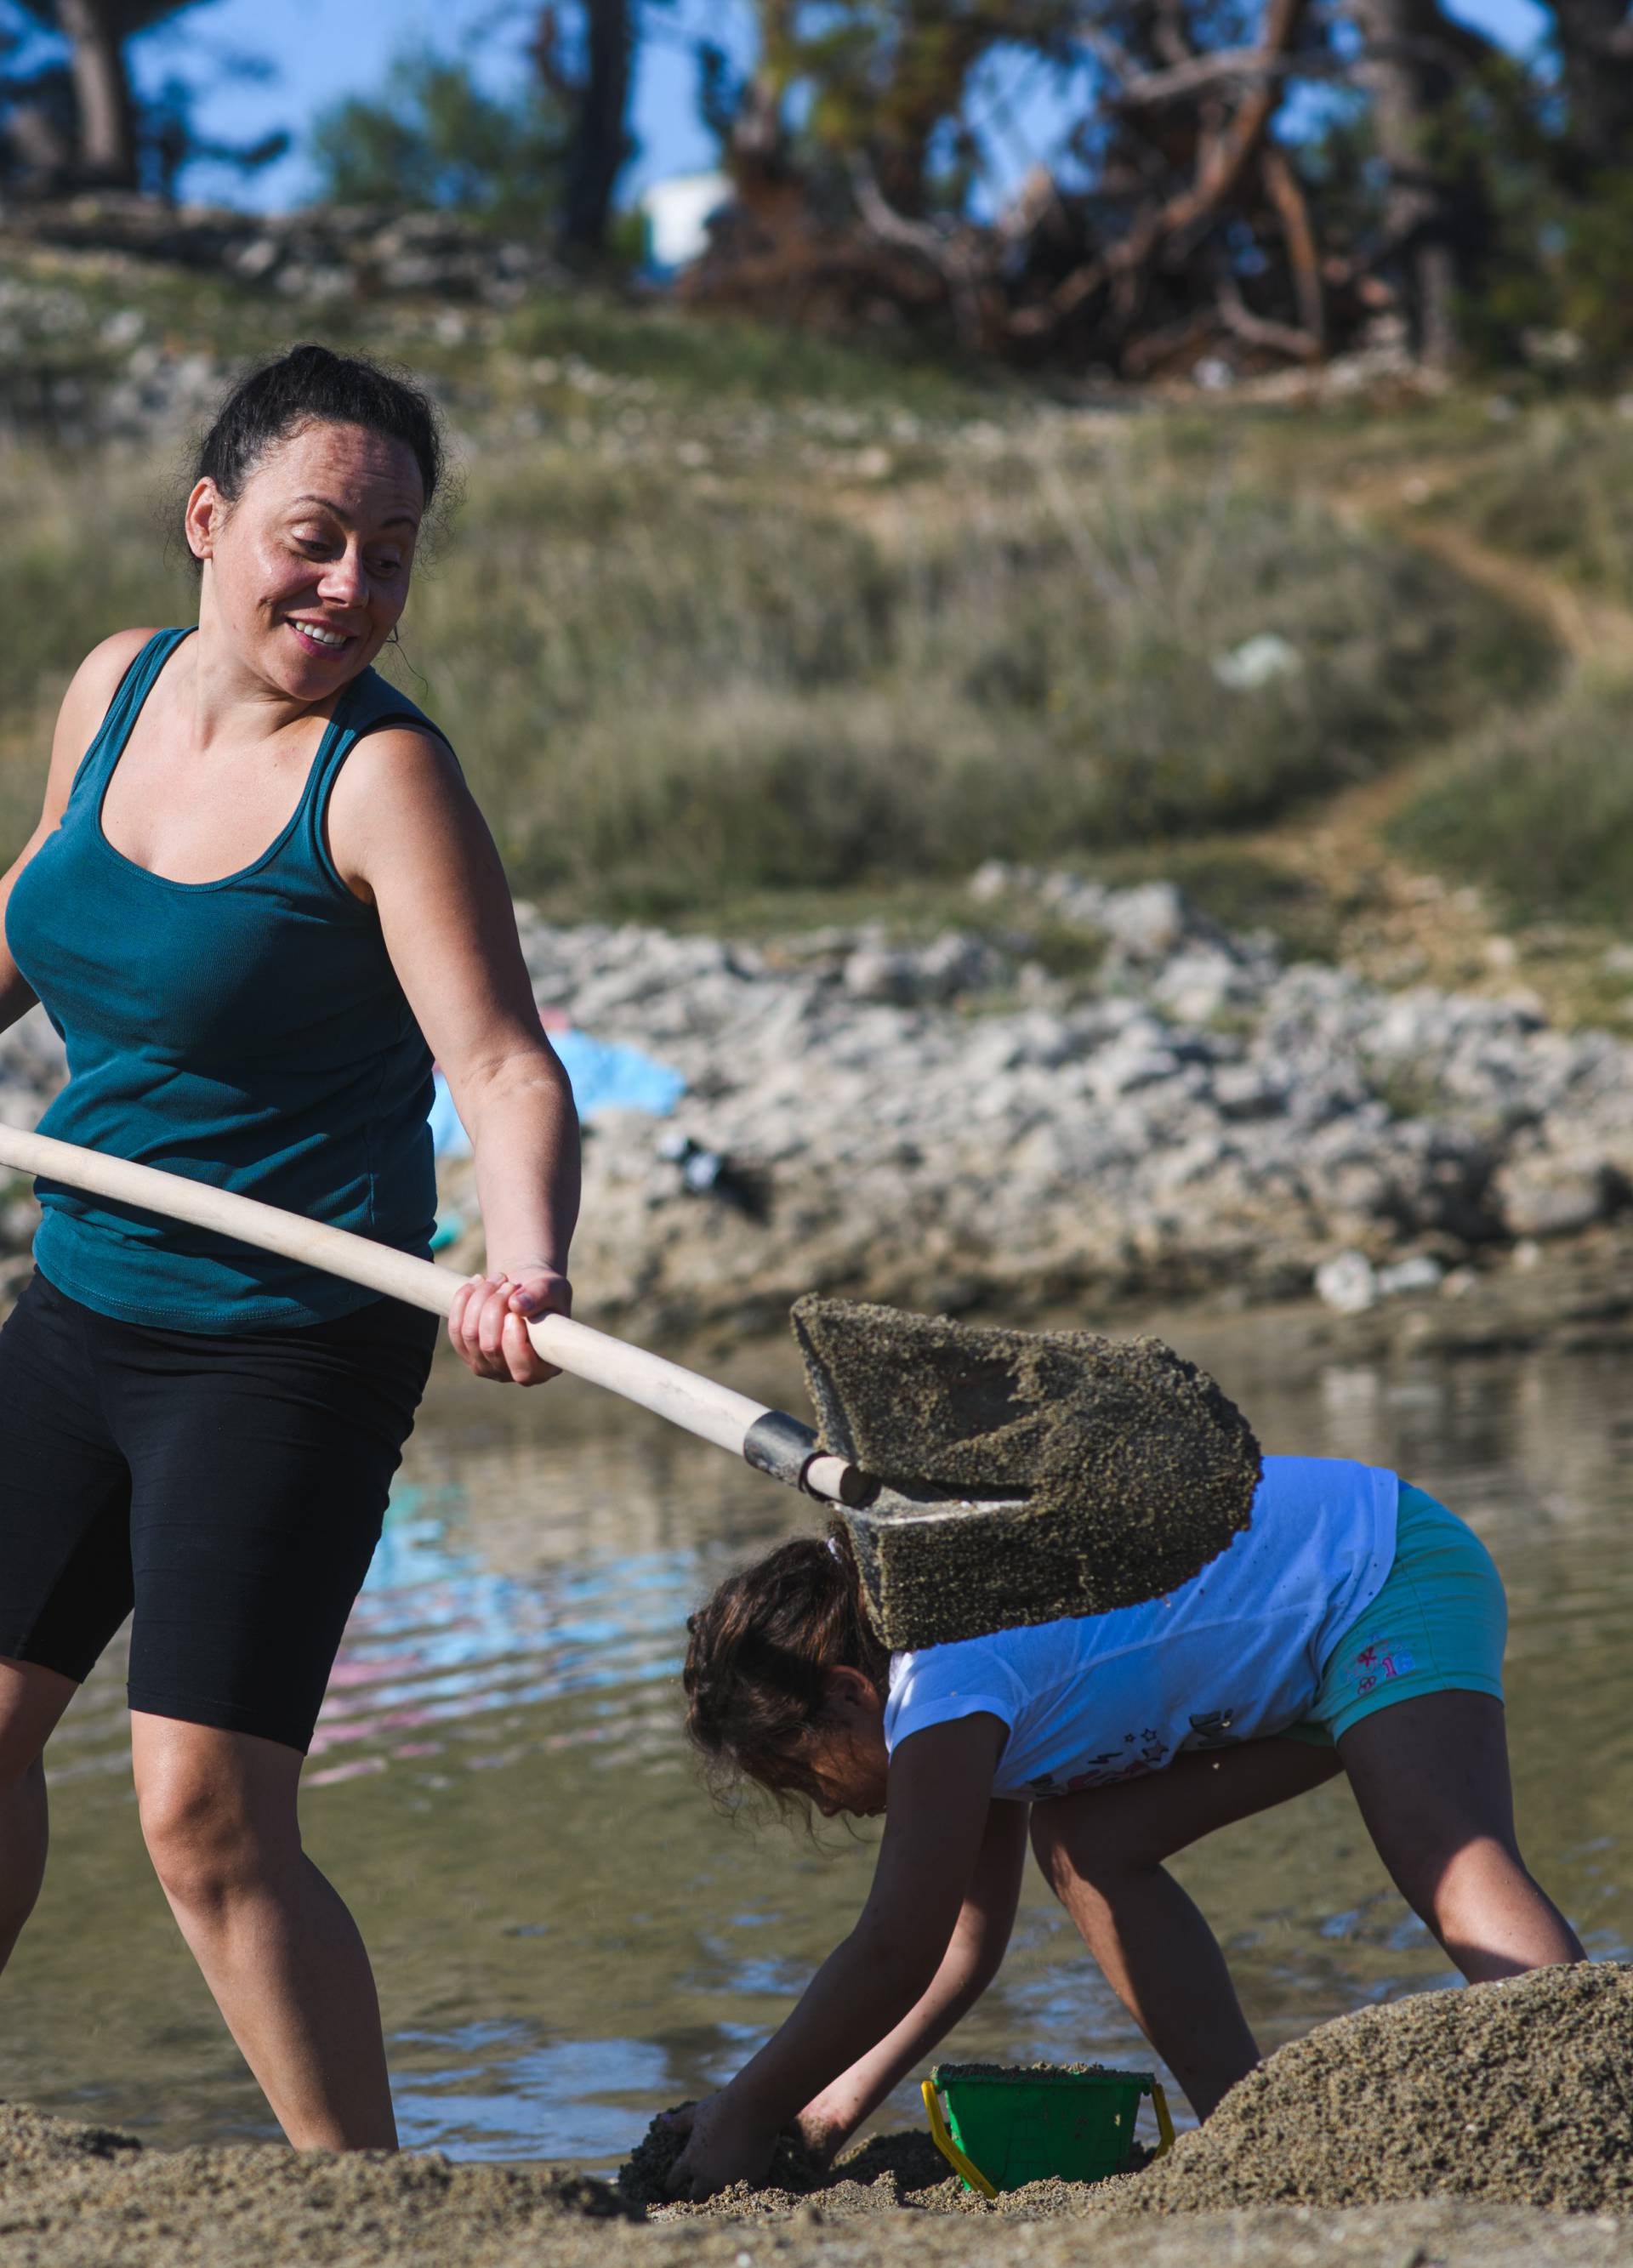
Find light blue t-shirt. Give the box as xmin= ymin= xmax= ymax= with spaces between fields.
xmin=884 ymin=1457 xmax=1399 ymax=1799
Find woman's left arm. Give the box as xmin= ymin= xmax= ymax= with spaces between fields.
xmin=329 ymin=726 xmax=581 ymax=1384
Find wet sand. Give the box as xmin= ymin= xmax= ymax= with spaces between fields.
xmin=0 ymin=2106 xmax=1624 ymax=2268
xmin=6 ymin=1964 xmax=1633 ymax=2268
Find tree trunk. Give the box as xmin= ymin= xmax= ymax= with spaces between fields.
xmin=1544 ymin=0 xmax=1633 ymax=173
xmin=1345 ymin=0 xmax=1491 ymax=367
xmin=559 ymin=0 xmax=633 ymax=255
xmin=56 ymin=0 xmax=136 ymax=188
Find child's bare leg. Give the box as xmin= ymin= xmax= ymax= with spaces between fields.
xmin=1338 ymin=1692 xmax=1583 ymax=1977
xmin=1030 ymin=1740 xmax=1342 ymax=2118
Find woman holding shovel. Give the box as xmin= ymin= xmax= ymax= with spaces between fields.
xmin=0 ymin=345 xmax=578 ymax=2149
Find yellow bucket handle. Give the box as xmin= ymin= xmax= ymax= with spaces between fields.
xmin=1147 ymin=2079 xmax=1176 ymax=2160
xmin=921 ymin=2078 xmax=999 ymax=2201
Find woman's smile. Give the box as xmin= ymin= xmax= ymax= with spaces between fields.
xmin=287 ymin=617 xmax=356 ymax=658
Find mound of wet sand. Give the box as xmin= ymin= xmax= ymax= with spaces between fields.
xmin=1090 ymin=1964 xmax=1633 ymax=2218
xmin=791 ymin=1296 xmax=1260 ymax=1647
xmin=629 ymin=1970 xmax=1633 ymax=2231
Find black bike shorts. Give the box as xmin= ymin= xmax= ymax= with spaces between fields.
xmin=0 ymin=1270 xmax=437 ymax=1753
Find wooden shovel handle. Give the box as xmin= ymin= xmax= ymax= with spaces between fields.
xmin=0 ymin=1124 xmax=857 ymax=1503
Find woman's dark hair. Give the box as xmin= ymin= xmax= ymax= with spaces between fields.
xmin=683 ymin=1523 xmax=891 ymax=1816
xmin=192 ymin=343 xmax=445 ymax=515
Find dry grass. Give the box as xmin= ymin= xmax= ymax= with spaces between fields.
xmin=0 ymin=310 xmax=1551 ymax=918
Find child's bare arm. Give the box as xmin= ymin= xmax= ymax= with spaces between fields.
xmin=797 ymin=1797 xmax=1029 ymax=2163
xmin=668 ymin=1714 xmax=1006 ymax=2199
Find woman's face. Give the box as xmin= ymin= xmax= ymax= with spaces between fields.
xmin=185 ymin=418 xmax=424 ymax=701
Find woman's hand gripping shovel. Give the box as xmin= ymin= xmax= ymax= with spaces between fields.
xmin=0 ymin=1124 xmax=868 ymax=1509
xmin=0 ymin=1128 xmax=1263 ymax=1646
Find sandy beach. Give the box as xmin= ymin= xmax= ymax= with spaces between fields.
xmin=5 ymin=1967 xmax=1630 ymax=2265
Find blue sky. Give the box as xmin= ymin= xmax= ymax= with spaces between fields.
xmin=139 ymin=0 xmax=1551 ymax=215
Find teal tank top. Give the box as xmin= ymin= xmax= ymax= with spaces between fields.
xmin=5 ymin=628 xmax=441 ymax=1332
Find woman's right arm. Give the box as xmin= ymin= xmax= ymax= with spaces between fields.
xmin=795 ymin=1797 xmax=1031 ymax=2167
xmin=0 ymin=630 xmax=156 ymax=1037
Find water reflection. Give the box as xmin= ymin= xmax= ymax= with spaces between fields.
xmin=1 ymin=1321 xmax=1630 ymax=2165
xmin=309 ymin=1488 xmax=687 ymax=1790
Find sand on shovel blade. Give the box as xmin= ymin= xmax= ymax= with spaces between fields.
xmin=792 ymin=1295 xmax=1262 ymax=1648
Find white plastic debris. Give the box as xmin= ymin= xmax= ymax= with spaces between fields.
xmin=1213 ymin=634 xmax=1303 ymax=691
xmin=1315 ymin=1250 xmax=1379 ymax=1314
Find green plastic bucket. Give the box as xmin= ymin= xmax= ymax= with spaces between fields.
xmin=924 ymin=2062 xmax=1174 ymax=2196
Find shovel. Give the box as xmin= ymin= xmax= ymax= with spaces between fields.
xmin=0 ymin=1128 xmax=1262 ymax=1649
xmin=0 ymin=1123 xmax=864 ymax=1507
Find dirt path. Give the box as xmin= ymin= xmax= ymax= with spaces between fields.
xmin=1247 ymin=462 xmax=1633 ymax=998
xmin=1361 ymin=469 xmax=1633 ymax=669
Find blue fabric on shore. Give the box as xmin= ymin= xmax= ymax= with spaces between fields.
xmin=428 ymin=1032 xmax=686 ymax=1158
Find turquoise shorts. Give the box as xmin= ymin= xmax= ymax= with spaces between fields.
xmin=1284 ymin=1482 xmax=1507 ymax=1748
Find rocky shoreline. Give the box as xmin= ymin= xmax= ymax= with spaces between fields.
xmin=3 ymin=867 xmax=1631 ymax=1344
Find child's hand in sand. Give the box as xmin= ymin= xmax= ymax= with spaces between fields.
xmin=663 ymin=2089 xmax=779 ymax=2201
xmin=794 ymin=2100 xmax=851 ymax=2173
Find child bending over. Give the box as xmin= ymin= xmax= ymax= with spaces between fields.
xmin=666 ymin=1457 xmax=1581 ymax=2199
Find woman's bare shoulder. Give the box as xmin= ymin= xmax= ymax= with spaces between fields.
xmin=333 ymin=720 xmax=468 ymax=821
xmin=69 ymin=628 xmax=165 ymax=701
xmin=43 ymin=628 xmax=168 ymax=813
xmin=55 ymin=628 xmax=165 ymax=739
xmin=327 ymin=720 xmax=485 ymax=895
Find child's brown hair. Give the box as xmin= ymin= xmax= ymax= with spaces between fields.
xmin=683 ymin=1522 xmax=891 ymax=1810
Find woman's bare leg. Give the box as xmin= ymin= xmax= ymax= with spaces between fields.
xmin=0 ymin=1657 xmax=78 ymax=1968
xmin=130 ymin=1712 xmax=395 ymax=2151
xmin=1337 ymin=1692 xmax=1583 ymax=1977
xmin=1030 ymin=1739 xmax=1343 ymax=2118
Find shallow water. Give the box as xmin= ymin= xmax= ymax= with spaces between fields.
xmin=2 ymin=1316 xmax=1630 ymax=2167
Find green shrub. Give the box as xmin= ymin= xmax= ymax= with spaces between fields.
xmin=1443 ymin=407 xmax=1633 ymax=604
xmin=0 ymin=433 xmax=1550 ymax=914
xmin=1391 ymin=667 xmax=1633 ymax=924
xmin=403 ymin=445 xmax=1546 ymax=907
xmin=310 ymin=54 xmax=568 ymax=234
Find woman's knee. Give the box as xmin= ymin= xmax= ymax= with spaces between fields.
xmin=136 ymin=1754 xmax=296 ymax=1909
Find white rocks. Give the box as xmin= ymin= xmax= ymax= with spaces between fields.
xmin=840 ymin=929 xmax=1007 ymax=1004
xmin=1316 ymin=1248 xmax=1442 ymax=1313
xmin=1494 ymin=1157 xmax=1624 ymax=1240
xmin=1095 ymin=881 xmax=1191 ymax=961
xmin=1377 ymin=1253 xmax=1445 ymax=1298
xmin=3 ymin=868 xmax=1633 ymax=1326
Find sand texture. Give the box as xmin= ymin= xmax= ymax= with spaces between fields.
xmin=627 ymin=1970 xmax=1633 ymax=2231
xmin=0 ymin=2105 xmax=630 ymax=2266
xmin=1089 ymin=1964 xmax=1633 ymax=2216
xmin=617 ymin=2108 xmax=821 ymax=2207
xmin=1 ymin=1969 xmax=1628 ymax=2263
xmin=2 ymin=1985 xmax=1633 ymax=2268
xmin=791 ymin=1295 xmax=1261 ymax=1646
